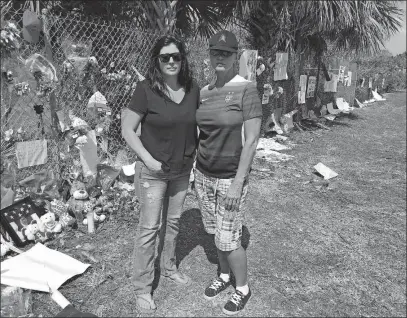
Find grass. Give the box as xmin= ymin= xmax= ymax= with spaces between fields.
xmin=14 ymin=92 xmax=407 ymax=317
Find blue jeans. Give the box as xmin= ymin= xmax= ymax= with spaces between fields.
xmin=131 ymin=162 xmax=190 ymax=295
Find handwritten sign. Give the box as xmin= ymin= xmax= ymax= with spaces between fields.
xmin=15 ymin=140 xmax=48 ymax=169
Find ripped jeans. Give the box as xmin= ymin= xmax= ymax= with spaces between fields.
xmin=131 ymin=162 xmax=190 ymax=295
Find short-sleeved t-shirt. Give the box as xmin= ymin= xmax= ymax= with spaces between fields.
xmin=196 ymin=75 xmax=262 ymax=179
xmin=127 ymin=79 xmax=200 ymax=173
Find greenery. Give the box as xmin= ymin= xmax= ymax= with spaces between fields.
xmin=353 ymin=50 xmax=406 ymax=92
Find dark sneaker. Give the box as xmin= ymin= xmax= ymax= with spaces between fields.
xmin=222 ymin=289 xmax=252 ymax=315
xmin=204 ymin=277 xmax=231 ymax=300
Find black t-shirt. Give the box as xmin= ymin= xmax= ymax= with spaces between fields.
xmin=127 ymin=79 xmax=200 ymax=173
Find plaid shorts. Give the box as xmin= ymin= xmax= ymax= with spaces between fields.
xmin=194 ymin=169 xmax=249 ymax=252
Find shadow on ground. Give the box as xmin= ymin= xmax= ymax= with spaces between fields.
xmin=152 ymin=207 xmax=251 ymax=290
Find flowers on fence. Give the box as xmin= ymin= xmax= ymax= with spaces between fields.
xmin=0 ymin=21 xmax=21 ymax=53
xmin=74 ymin=135 xmax=88 ymax=148
xmin=4 ymin=129 xmax=14 ymax=142
xmin=4 ymin=70 xmax=14 ymax=84
xmin=14 ymin=82 xmax=30 ymax=95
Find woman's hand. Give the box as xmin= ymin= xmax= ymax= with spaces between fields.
xmin=145 ymin=158 xmax=163 ymax=172
xmin=223 ymin=180 xmax=244 ymax=211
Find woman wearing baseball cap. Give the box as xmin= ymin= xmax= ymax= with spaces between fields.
xmin=194 ymin=30 xmax=262 ymax=315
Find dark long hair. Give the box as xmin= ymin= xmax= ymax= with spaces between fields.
xmin=146 ymin=35 xmax=193 ymax=99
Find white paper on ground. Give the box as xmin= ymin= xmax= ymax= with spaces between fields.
xmin=256 ymin=149 xmax=294 ymax=162
xmin=336 ymin=98 xmax=351 ymax=113
xmin=1 ymin=243 xmax=90 ymax=292
xmin=372 ymin=90 xmax=386 ymax=101
xmin=257 ymin=138 xmax=290 ymax=151
xmin=355 ymin=98 xmax=364 ymax=108
xmin=324 ymin=114 xmax=336 ymax=121
xmin=327 ymin=102 xmax=341 ymax=115
xmin=314 ymin=162 xmax=338 ymax=180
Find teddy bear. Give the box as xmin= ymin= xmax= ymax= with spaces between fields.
xmin=49 ymin=199 xmax=76 ymax=228
xmin=21 ymin=221 xmax=40 ymax=241
xmin=40 ymin=212 xmax=62 ymax=233
xmin=67 ymin=180 xmax=90 ymax=223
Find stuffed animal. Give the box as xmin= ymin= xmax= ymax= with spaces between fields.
xmin=40 ymin=212 xmax=62 ymax=233
xmin=67 ymin=180 xmax=89 ymax=222
xmin=50 ymin=199 xmax=75 ymax=228
xmin=21 ymin=221 xmax=40 ymax=241
xmin=34 ymin=229 xmax=52 ymax=243
xmin=1 ymin=234 xmax=12 ymax=257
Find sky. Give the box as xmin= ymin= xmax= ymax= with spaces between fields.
xmin=384 ymin=1 xmax=407 ymax=56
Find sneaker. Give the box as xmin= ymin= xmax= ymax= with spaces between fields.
xmin=222 ymin=289 xmax=252 ymax=315
xmin=204 ymin=277 xmax=231 ymax=300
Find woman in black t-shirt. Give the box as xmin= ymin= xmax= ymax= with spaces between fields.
xmin=122 ymin=35 xmax=199 ymax=313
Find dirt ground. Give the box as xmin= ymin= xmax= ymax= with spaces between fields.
xmin=25 ymin=92 xmax=406 ymax=317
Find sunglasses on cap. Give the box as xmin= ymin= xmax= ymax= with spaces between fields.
xmin=210 ymin=50 xmax=234 ymax=58
xmin=157 ymin=53 xmax=183 ymax=63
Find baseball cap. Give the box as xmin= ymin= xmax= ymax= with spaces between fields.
xmin=22 ymin=10 xmax=42 ymax=44
xmin=209 ymin=30 xmax=238 ymax=53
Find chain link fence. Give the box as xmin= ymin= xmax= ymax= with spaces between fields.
xmin=1 ymin=6 xmax=359 ymax=185
xmin=1 ymin=6 xmax=163 ymax=181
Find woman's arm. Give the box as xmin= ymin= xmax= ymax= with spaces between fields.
xmin=121 ymin=109 xmax=161 ymax=171
xmin=223 ymin=117 xmax=261 ymax=211
xmin=234 ymin=117 xmax=261 ymax=183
